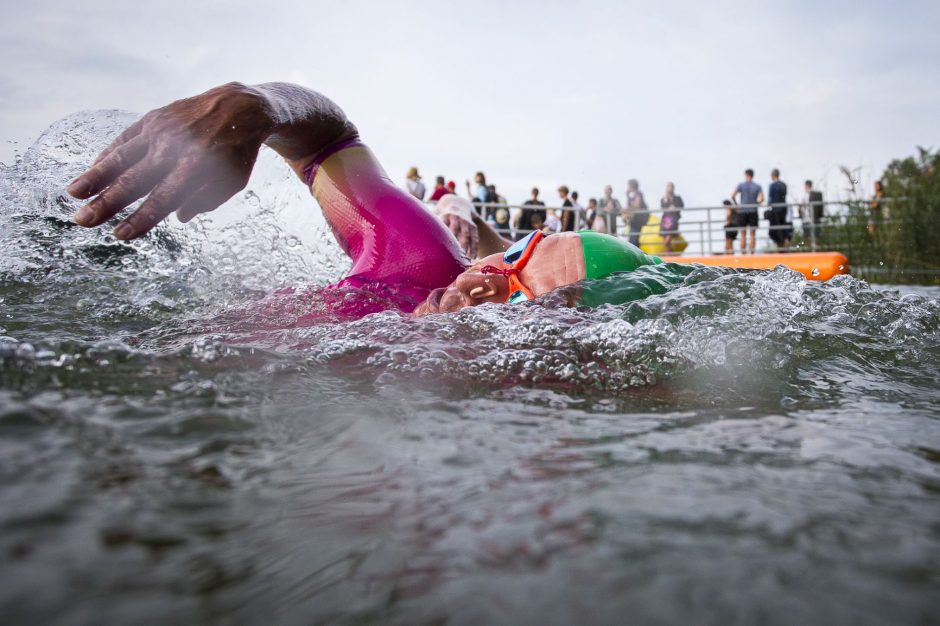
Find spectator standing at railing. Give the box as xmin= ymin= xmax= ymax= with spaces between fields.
xmin=557 ymin=185 xmax=576 ymax=232
xmin=583 ymin=197 xmax=601 ymax=231
xmin=543 ymin=209 xmax=562 ymax=233
xmin=405 ymin=166 xmax=426 ymax=200
xmin=731 ymin=168 xmax=764 ymax=254
xmin=446 ymin=180 xmax=457 ymax=194
xmin=659 ymin=182 xmax=684 ymax=253
xmin=623 ymin=179 xmax=648 ymax=246
xmin=466 ymin=171 xmax=488 ymax=203
xmin=723 ymin=199 xmax=738 ymax=253
xmin=766 ymin=169 xmax=792 ymax=249
xmin=869 ymin=180 xmax=885 ymax=234
xmin=466 ymin=172 xmax=497 ymax=223
xmin=516 ymin=187 xmax=546 ymax=240
xmin=800 ymin=180 xmax=824 ymax=244
xmin=488 ymin=184 xmax=510 ymax=233
xmin=529 ymin=211 xmax=548 ymax=234
xmin=429 ymin=176 xmax=450 ymax=201
xmin=598 ymin=185 xmax=621 ymax=235
xmin=571 ymin=190 xmax=584 ymax=228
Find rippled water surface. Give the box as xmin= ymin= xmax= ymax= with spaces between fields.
xmin=2 ymin=113 xmax=939 ymax=625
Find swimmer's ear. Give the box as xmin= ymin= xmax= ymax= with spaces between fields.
xmin=468 ymin=284 xmax=498 ymax=299
xmin=460 ymin=273 xmax=509 ymax=302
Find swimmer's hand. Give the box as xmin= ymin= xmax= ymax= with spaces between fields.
xmin=442 ymin=213 xmax=479 ymax=260
xmin=67 ymin=83 xmax=275 ymax=240
xmin=67 ymin=82 xmax=355 ymax=240
xmin=432 ymin=195 xmax=479 ymax=260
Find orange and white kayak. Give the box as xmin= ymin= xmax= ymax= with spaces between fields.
xmin=662 ymin=251 xmax=850 ymax=281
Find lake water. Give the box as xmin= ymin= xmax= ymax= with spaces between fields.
xmin=2 ymin=112 xmax=939 ymax=625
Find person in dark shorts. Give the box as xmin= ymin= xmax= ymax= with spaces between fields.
xmin=766 ymin=168 xmax=792 ymax=249
xmin=731 ymin=168 xmax=764 ymax=254
xmin=800 ymin=179 xmax=824 ymax=243
xmin=582 ymin=197 xmax=599 ymax=230
xmin=723 ymin=199 xmax=738 ymax=252
xmin=557 ymin=185 xmax=576 ymax=232
xmin=598 ymin=185 xmax=621 ymax=235
xmin=516 ymin=187 xmax=546 ymax=240
xmin=624 ymin=179 xmax=648 ymax=247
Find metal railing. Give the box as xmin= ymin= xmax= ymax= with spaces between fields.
xmin=427 ymin=197 xmax=898 ymax=255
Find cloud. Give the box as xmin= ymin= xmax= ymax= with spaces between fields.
xmin=1 ymin=0 xmax=938 ymax=211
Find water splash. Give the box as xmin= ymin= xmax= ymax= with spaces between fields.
xmin=0 ymin=110 xmax=348 ymax=322
xmin=2 ymin=111 xmax=940 ymax=626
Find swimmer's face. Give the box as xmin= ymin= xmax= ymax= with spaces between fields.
xmin=413 ymin=257 xmax=510 ymax=316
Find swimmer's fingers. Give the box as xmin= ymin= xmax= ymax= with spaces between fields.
xmin=174 ymin=183 xmax=239 ymax=224
xmin=443 ymin=214 xmax=478 ymax=260
xmin=457 ymin=215 xmax=478 ymax=259
xmin=111 ymin=171 xmax=191 ymax=240
xmin=459 ymin=220 xmax=478 ymax=260
xmin=114 ymin=159 xmax=248 ymax=238
xmin=72 ymin=159 xmax=171 ymax=227
xmin=442 ymin=214 xmax=464 ymax=249
xmin=68 ymin=135 xmax=149 ymax=200
xmin=460 ymin=217 xmax=479 ymax=260
xmin=92 ymin=117 xmax=146 ymax=167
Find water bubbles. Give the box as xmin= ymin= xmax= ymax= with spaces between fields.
xmin=0 ymin=337 xmax=19 ymax=359
xmin=242 ymin=190 xmax=261 ymax=207
xmin=15 ymin=343 xmax=36 ymax=359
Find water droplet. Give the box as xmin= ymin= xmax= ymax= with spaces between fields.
xmin=811 ymin=268 xmax=820 ymax=277
xmin=838 ymin=264 xmax=844 ymax=271
xmin=879 ymin=261 xmax=884 ymax=266
xmin=243 ymin=190 xmax=261 ymax=207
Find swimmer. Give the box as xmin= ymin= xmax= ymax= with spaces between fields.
xmin=67 ymin=82 xmax=665 ymax=316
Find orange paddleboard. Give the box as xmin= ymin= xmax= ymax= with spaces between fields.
xmin=663 ymin=252 xmax=850 ymax=280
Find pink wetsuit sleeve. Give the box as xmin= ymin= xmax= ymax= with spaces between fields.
xmin=304 ymin=137 xmax=469 ymax=311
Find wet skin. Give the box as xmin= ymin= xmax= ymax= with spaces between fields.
xmin=65 ymin=81 xmax=590 ymax=314
xmin=413 ymin=233 xmax=587 ymax=315
xmin=66 ymin=82 xmax=478 ymax=259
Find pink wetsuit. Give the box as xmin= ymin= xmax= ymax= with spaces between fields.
xmin=302 ymin=137 xmax=469 ymax=312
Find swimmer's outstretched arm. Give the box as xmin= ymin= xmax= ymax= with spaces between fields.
xmin=66 ymin=81 xmax=478 ymax=261
xmin=67 ymin=82 xmax=363 ymax=240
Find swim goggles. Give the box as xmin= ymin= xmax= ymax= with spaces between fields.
xmin=480 ymin=230 xmax=544 ymax=303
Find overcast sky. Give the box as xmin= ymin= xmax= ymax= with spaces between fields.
xmin=1 ymin=0 xmax=938 ymax=208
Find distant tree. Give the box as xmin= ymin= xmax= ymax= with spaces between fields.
xmin=881 ymin=146 xmax=939 ymax=199
xmin=882 ymin=148 xmax=939 ymax=274
xmin=831 ymin=148 xmax=939 ymax=283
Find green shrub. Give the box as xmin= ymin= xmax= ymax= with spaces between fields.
xmin=816 ymin=148 xmax=939 ymax=284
